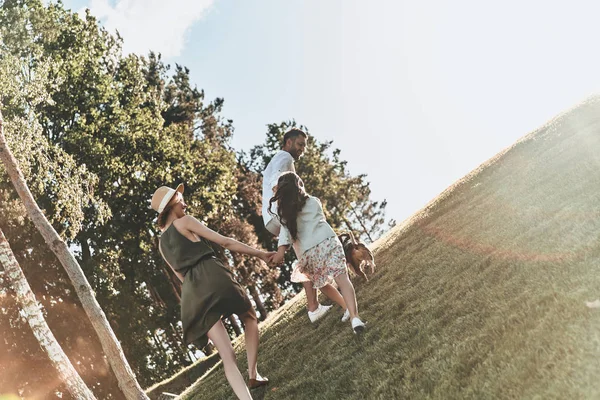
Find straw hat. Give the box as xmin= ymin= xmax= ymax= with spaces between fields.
xmin=151 ymin=183 xmax=184 ymax=213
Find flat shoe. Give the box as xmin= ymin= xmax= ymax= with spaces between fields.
xmin=308 ymin=304 xmax=332 ymax=323
xmin=341 ymin=309 xmax=350 ymax=322
xmin=351 ymin=317 xmax=366 ymax=334
xmin=248 ymin=377 xmax=269 ymax=389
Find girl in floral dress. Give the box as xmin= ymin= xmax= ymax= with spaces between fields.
xmin=269 ymin=172 xmax=366 ymax=333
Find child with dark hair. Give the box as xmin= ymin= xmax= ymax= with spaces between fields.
xmin=269 ymin=172 xmax=366 ymax=333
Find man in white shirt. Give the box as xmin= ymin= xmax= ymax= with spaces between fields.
xmin=261 ymin=130 xmax=304 ymax=236
xmin=262 ymin=128 xmax=343 ymax=323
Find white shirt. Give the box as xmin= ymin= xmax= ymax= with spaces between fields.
xmin=262 ymin=150 xmax=295 ymax=227
xmin=278 ymin=196 xmax=337 ymax=257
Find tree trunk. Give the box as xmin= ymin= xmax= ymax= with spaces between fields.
xmin=80 ymin=234 xmax=91 ymax=264
xmin=0 ymin=112 xmax=149 ymax=400
xmin=168 ymin=323 xmax=192 ymax=364
xmin=0 ymin=228 xmax=96 ymax=399
xmin=248 ymin=285 xmax=267 ymax=321
xmin=228 ymin=316 xmax=243 ymax=336
xmin=203 ymin=342 xmax=216 ymax=356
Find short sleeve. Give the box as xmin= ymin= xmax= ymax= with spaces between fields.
xmin=280 ymin=154 xmax=295 ymax=173
xmin=270 ymin=154 xmax=295 ymax=190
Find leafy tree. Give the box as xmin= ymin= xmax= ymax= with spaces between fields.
xmin=0 ymin=14 xmax=122 ymax=398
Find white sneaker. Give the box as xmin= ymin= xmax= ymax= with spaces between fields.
xmin=308 ymin=304 xmax=332 ymax=323
xmin=351 ymin=317 xmax=366 ymax=334
xmin=341 ymin=309 xmax=350 ymax=322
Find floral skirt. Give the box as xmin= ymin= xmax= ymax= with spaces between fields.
xmin=291 ymin=236 xmax=348 ymax=289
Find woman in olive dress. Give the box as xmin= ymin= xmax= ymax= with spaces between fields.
xmin=151 ymin=183 xmax=272 ymax=399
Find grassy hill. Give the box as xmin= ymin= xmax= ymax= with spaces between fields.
xmin=149 ymin=95 xmax=600 ymax=399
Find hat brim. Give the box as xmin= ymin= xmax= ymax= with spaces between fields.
xmin=155 ymin=183 xmax=185 ymax=213
xmin=164 ymin=183 xmax=185 ymax=210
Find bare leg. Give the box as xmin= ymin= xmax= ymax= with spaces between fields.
xmin=303 ymin=281 xmax=319 ymax=312
xmin=319 ymin=283 xmax=346 ymax=310
xmin=239 ymin=310 xmax=261 ymax=380
xmin=207 ymin=320 xmax=253 ymax=400
xmin=334 ymin=272 xmax=359 ymax=319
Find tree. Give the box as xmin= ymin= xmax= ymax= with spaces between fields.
xmin=0 ymin=228 xmax=96 ymax=399
xmin=0 ymin=110 xmax=149 ymax=399
xmin=0 ymin=14 xmax=146 ymax=394
xmin=0 ymin=26 xmax=121 ymax=397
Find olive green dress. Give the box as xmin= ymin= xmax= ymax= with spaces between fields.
xmin=159 ymin=223 xmax=253 ymax=347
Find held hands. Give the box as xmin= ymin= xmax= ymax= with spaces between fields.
xmin=269 ymin=247 xmax=286 ymax=267
xmin=259 ymin=251 xmax=278 ymax=265
xmin=258 ymin=246 xmax=287 ymax=267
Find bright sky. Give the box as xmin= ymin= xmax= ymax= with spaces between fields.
xmin=61 ymin=0 xmax=600 ymax=226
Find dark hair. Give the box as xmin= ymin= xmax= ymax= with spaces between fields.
xmin=268 ymin=172 xmax=308 ymax=241
xmin=157 ymin=202 xmax=175 ymax=230
xmin=282 ymin=128 xmax=308 ymax=149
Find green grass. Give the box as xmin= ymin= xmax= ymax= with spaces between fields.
xmin=145 ymin=350 xmax=221 ymax=398
xmin=154 ymin=95 xmax=600 ymax=399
